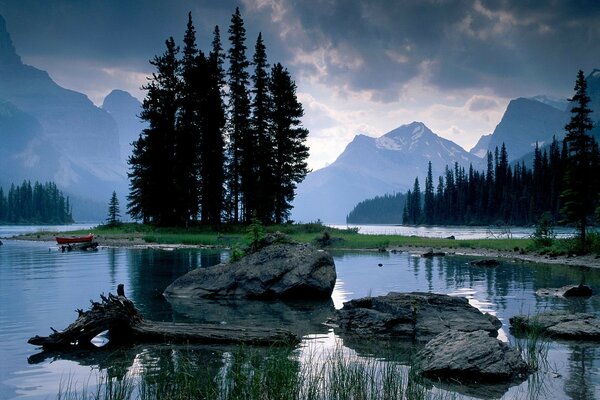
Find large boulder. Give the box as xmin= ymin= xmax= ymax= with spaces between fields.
xmin=510 ymin=311 xmax=600 ymax=340
xmin=334 ymin=292 xmax=501 ymax=342
xmin=164 ymin=242 xmax=336 ymax=300
xmin=418 ymin=330 xmax=530 ymax=382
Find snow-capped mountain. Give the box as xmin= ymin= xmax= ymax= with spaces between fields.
xmin=292 ymin=122 xmax=483 ymax=223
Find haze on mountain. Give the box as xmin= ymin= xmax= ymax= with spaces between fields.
xmin=292 ymin=122 xmax=482 ymax=223
xmin=0 ymin=15 xmax=140 ymax=220
xmin=295 ymin=69 xmax=600 ymax=224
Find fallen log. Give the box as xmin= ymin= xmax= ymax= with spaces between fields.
xmin=28 ymin=286 xmax=299 ymax=351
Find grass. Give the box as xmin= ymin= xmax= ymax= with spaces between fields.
xmin=55 ymin=344 xmax=456 ymax=400
xmin=25 ymin=221 xmax=537 ymax=253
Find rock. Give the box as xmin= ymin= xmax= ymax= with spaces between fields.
xmin=421 ymin=249 xmax=446 ymax=258
xmin=418 ymin=330 xmax=530 ymax=382
xmin=510 ymin=311 xmax=600 ymax=340
xmin=164 ymin=242 xmax=336 ymax=300
xmin=334 ymin=292 xmax=501 ymax=342
xmin=535 ymin=284 xmax=593 ymax=298
xmin=470 ymin=259 xmax=501 ymax=267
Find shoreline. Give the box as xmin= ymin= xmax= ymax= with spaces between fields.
xmin=12 ymin=231 xmax=600 ymax=269
xmin=388 ymin=245 xmax=600 ymax=269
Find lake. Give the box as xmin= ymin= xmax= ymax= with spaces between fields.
xmin=1 ymin=236 xmax=599 ymax=399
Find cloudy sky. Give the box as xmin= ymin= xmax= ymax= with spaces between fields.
xmin=1 ymin=0 xmax=599 ymax=170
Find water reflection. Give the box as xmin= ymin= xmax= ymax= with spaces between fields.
xmin=2 ymin=241 xmax=600 ymax=399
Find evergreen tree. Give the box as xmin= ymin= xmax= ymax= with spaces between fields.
xmin=269 ymin=63 xmax=310 ymax=223
xmin=561 ymin=70 xmax=597 ymax=247
xmin=424 ymin=161 xmax=434 ymax=224
xmin=199 ymin=26 xmax=227 ymax=224
xmin=411 ymin=177 xmax=422 ymax=224
xmin=128 ymin=37 xmax=180 ymax=225
xmin=106 ymin=191 xmax=121 ymax=226
xmin=227 ymin=7 xmax=252 ymax=223
xmin=0 ymin=180 xmax=72 ymax=224
xmin=251 ymin=33 xmax=274 ymax=223
xmin=176 ymin=12 xmax=202 ymax=225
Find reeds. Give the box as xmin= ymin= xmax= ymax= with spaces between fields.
xmin=55 ymin=344 xmax=456 ymax=400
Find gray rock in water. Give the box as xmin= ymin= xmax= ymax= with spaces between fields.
xmin=510 ymin=311 xmax=600 ymax=340
xmin=535 ymin=284 xmax=593 ymax=298
xmin=163 ymin=242 xmax=336 ymax=300
xmin=418 ymin=330 xmax=530 ymax=382
xmin=470 ymin=259 xmax=500 ymax=267
xmin=335 ymin=292 xmax=501 ymax=342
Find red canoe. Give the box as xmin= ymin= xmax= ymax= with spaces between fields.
xmin=56 ymin=234 xmax=94 ymax=245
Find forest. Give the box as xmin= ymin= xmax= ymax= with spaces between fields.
xmin=128 ymin=8 xmax=309 ymax=227
xmin=0 ymin=180 xmax=73 ymax=224
xmin=349 ymin=71 xmax=600 ymax=234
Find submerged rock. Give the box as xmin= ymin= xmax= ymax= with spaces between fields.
xmin=470 ymin=259 xmax=501 ymax=267
xmin=164 ymin=242 xmax=336 ymax=300
xmin=510 ymin=311 xmax=600 ymax=340
xmin=421 ymin=250 xmax=446 ymax=258
xmin=535 ymin=284 xmax=593 ymax=298
xmin=334 ymin=292 xmax=501 ymax=342
xmin=418 ymin=330 xmax=530 ymax=382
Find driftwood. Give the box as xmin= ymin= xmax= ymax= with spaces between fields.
xmin=28 ymin=286 xmax=299 ymax=351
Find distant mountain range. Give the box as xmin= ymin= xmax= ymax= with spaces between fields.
xmin=292 ymin=122 xmax=483 ymax=223
xmin=294 ymin=69 xmax=600 ymax=224
xmin=0 ymin=15 xmax=142 ymax=220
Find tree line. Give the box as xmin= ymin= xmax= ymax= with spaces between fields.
xmin=349 ymin=71 xmax=600 ymax=238
xmin=0 ymin=180 xmax=73 ymax=224
xmin=128 ymin=8 xmax=309 ymax=227
xmin=346 ymin=193 xmax=407 ymax=224
xmin=405 ymin=71 xmax=600 ymax=233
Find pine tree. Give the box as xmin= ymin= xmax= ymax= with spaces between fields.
xmin=269 ymin=63 xmax=310 ymax=223
xmin=199 ymin=26 xmax=227 ymax=224
xmin=411 ymin=177 xmax=421 ymax=224
xmin=227 ymin=7 xmax=252 ymax=223
xmin=176 ymin=12 xmax=202 ymax=225
xmin=561 ymin=70 xmax=596 ymax=248
xmin=128 ymin=37 xmax=180 ymax=225
xmin=251 ymin=33 xmax=274 ymax=223
xmin=424 ymin=161 xmax=434 ymax=225
xmin=106 ymin=191 xmax=121 ymax=226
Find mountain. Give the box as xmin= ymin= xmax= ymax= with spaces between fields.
xmin=469 ymin=133 xmax=492 ymax=158
xmin=486 ymin=98 xmax=569 ymax=161
xmin=529 ymin=95 xmax=569 ymax=112
xmin=0 ymin=14 xmax=128 ymax=217
xmin=102 ymin=89 xmax=146 ymax=162
xmin=292 ymin=122 xmax=482 ymax=223
xmin=587 ymin=69 xmax=600 ymax=125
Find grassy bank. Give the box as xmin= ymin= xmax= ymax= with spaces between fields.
xmin=21 ymin=222 xmax=535 ymax=252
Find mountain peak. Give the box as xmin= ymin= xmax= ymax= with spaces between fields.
xmin=0 ymin=15 xmax=21 ymax=66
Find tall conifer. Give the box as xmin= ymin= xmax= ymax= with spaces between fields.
xmin=199 ymin=26 xmax=227 ymax=224
xmin=561 ymin=70 xmax=596 ymax=247
xmin=227 ymin=7 xmax=251 ymax=223
xmin=269 ymin=63 xmax=309 ymax=223
xmin=251 ymin=33 xmax=273 ymax=223
xmin=128 ymin=38 xmax=179 ymax=225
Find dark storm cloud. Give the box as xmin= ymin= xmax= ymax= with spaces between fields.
xmin=245 ymin=0 xmax=600 ymax=100
xmin=0 ymin=0 xmax=240 ymax=71
xmin=0 ymin=0 xmax=599 ymax=102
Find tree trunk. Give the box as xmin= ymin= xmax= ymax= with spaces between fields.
xmin=28 ymin=289 xmax=298 ymax=351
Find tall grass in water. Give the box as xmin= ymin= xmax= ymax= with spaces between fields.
xmin=55 ymin=344 xmax=455 ymax=400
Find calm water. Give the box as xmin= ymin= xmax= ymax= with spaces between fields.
xmin=1 ymin=238 xmax=599 ymax=399
xmin=330 ymin=224 xmax=578 ymax=239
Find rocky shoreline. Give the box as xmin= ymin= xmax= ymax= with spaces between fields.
xmin=391 ymin=245 xmax=600 ymax=270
